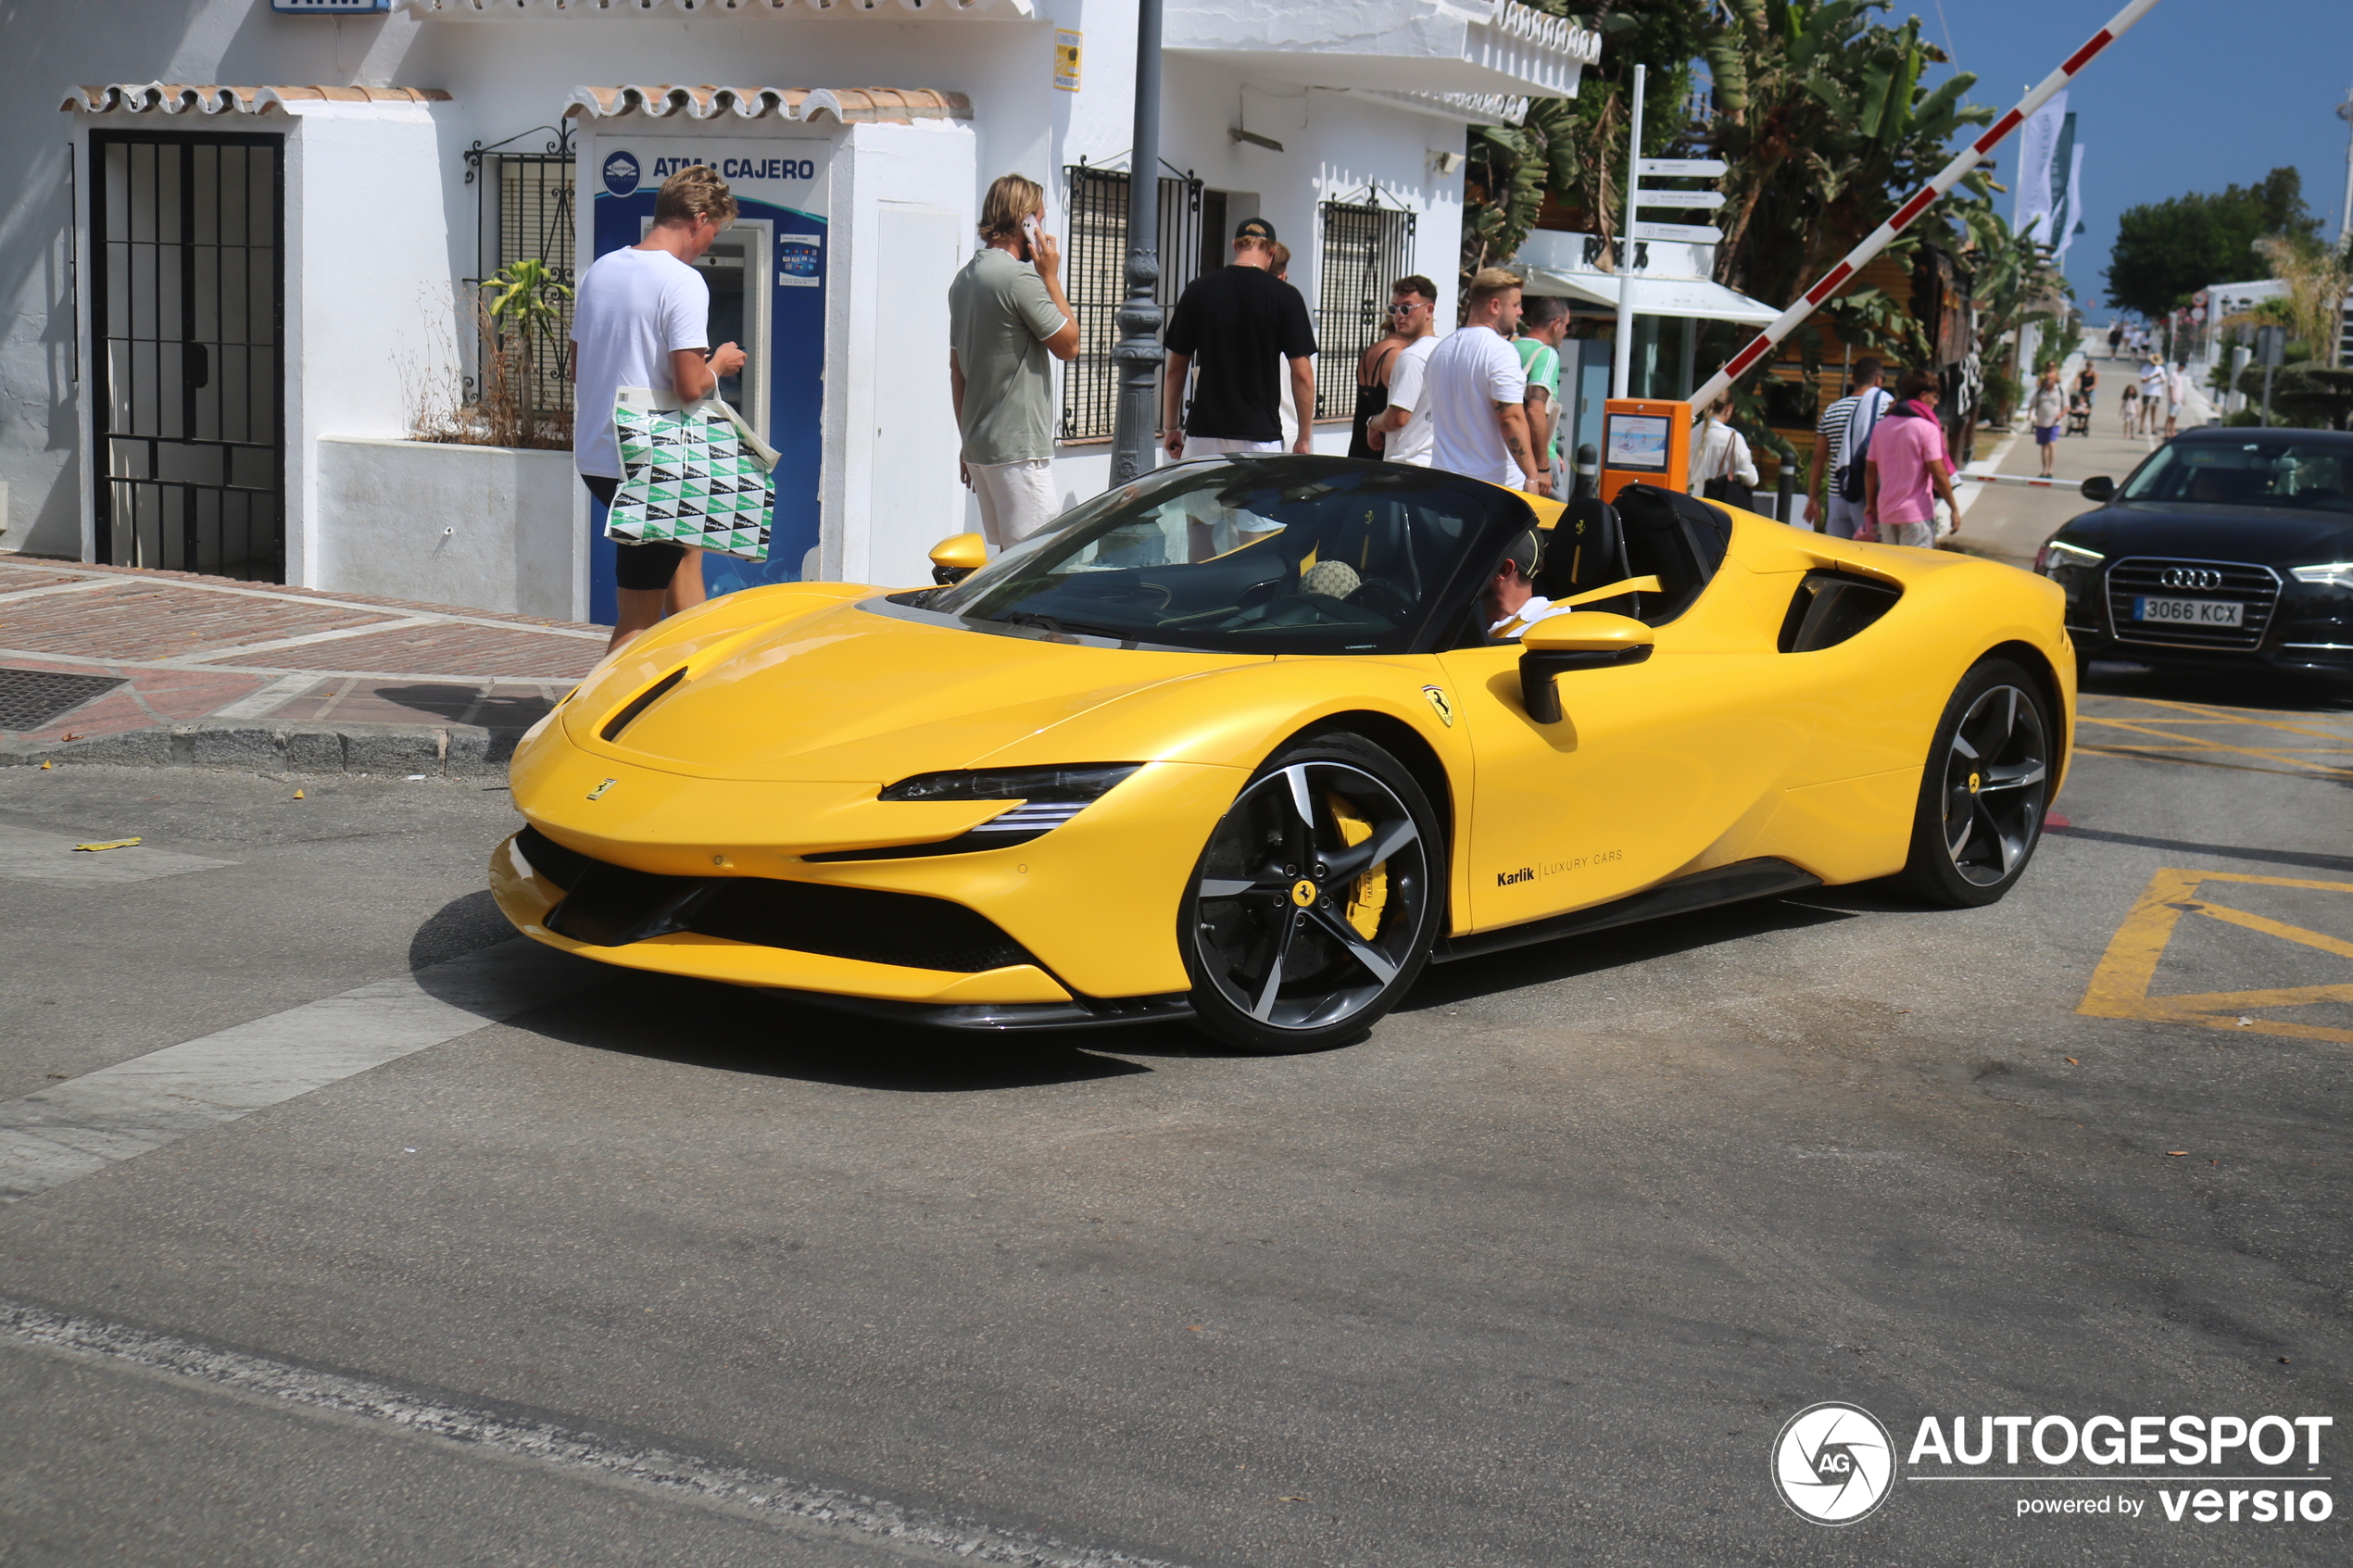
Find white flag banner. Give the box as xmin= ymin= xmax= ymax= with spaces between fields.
xmin=2013 ymin=89 xmax=2069 ymax=245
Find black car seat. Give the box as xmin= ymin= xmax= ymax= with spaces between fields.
xmin=1610 ymin=483 xmax=1732 ymax=623
xmin=1539 ymin=498 xmax=1629 ymax=592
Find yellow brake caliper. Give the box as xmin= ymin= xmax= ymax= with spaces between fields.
xmin=1327 ymin=794 xmax=1388 ymax=939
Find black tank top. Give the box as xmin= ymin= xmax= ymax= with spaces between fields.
xmin=1349 ymin=343 xmax=1401 ymax=459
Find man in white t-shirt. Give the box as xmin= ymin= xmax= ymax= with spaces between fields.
xmin=1365 ymin=330 xmax=1439 ymax=465
xmin=572 ymin=165 xmax=746 ymax=652
xmin=1426 ymin=269 xmax=1541 ymax=490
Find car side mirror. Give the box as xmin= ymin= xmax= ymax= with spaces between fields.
xmin=929 ymin=532 xmax=987 ymax=585
xmin=1518 ymin=612 xmax=1655 ymax=724
xmin=2079 ymin=476 xmax=2115 ymax=503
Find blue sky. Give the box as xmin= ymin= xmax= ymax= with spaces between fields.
xmin=1904 ymin=0 xmax=2352 ymax=318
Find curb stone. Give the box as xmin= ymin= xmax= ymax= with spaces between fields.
xmin=0 ymin=721 xmax=530 ymax=777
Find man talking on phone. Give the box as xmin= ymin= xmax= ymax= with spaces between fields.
xmin=949 ymin=175 xmax=1080 ymax=551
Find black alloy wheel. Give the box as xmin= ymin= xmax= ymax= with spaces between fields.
xmin=1899 ymin=658 xmax=2055 ymax=908
xmin=1181 ymin=734 xmax=1444 ymax=1053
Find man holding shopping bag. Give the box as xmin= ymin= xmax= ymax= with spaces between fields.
xmin=573 ymin=166 xmax=746 ymax=652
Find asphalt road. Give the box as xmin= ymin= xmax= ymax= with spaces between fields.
xmin=1 ymin=666 xmax=2347 ymax=1567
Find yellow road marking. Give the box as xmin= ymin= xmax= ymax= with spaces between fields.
xmin=2096 ymin=696 xmax=2353 ymax=745
xmin=2074 ymin=714 xmax=2353 ymax=777
xmin=2075 ymin=745 xmax=2353 ymax=782
xmin=2080 ymin=869 xmax=2353 ymax=1045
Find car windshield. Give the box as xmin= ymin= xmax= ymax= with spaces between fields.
xmin=2118 ymin=439 xmax=2353 ymax=513
xmin=924 ymin=458 xmax=1516 ymax=654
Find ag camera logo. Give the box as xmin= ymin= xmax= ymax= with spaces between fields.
xmin=602 ymin=150 xmax=640 ymax=197
xmin=1774 ymin=1402 xmax=1897 ymax=1524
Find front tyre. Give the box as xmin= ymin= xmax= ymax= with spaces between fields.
xmin=1181 ymin=734 xmax=1444 ymax=1054
xmin=1898 ymin=658 xmax=2055 ymax=908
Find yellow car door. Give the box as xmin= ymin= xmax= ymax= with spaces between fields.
xmin=1433 ymin=564 xmax=1820 ymax=936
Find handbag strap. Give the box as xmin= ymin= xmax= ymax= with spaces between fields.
xmin=1846 ymin=388 xmax=1884 ymax=464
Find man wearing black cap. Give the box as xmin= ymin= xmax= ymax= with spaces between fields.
xmin=1162 ymin=217 xmax=1319 ymax=460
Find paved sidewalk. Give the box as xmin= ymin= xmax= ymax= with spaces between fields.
xmin=1950 ymin=348 xmax=2165 ymax=566
xmin=0 ymin=558 xmax=607 ymax=773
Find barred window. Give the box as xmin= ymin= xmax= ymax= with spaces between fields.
xmin=484 ymin=152 xmax=575 ymax=417
xmin=1060 ymin=166 xmax=1203 ymax=443
xmin=1315 ymin=200 xmax=1416 ymax=424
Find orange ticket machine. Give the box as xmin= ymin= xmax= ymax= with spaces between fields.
xmin=1598 ymin=397 xmax=1692 ymax=502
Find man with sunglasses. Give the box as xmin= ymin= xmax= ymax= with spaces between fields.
xmin=1349 ymin=276 xmax=1435 ymax=458
xmin=1362 ymin=278 xmax=1440 ymax=467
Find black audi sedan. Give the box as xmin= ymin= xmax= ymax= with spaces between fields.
xmin=2035 ymin=427 xmax=2353 ymax=680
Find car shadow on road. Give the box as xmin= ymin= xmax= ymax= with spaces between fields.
xmin=517 ymin=969 xmax=1160 ymax=1092
xmin=1394 ymin=895 xmax=1860 ymax=1012
xmin=2082 ymin=659 xmax=2353 ymax=713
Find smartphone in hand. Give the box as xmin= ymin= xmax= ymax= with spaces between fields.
xmin=1021 ymin=215 xmax=1041 ymax=255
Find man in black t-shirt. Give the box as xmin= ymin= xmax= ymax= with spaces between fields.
xmin=1161 ymin=217 xmax=1319 ymax=460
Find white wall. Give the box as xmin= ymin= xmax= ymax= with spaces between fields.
xmin=316 ymin=435 xmax=573 ymax=618
xmin=283 ymin=99 xmax=463 ymax=585
xmin=826 ymin=119 xmax=977 ymax=586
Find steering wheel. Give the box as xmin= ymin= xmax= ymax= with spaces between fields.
xmin=1345 ymin=578 xmax=1416 ymax=621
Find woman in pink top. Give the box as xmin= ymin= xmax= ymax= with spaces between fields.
xmin=1863 ymin=369 xmax=1961 ymax=547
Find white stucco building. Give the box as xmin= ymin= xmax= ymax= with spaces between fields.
xmin=1 ymin=0 xmax=1598 ymax=622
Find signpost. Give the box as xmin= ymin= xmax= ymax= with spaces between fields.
xmin=1608 ymin=70 xmax=1730 ymax=400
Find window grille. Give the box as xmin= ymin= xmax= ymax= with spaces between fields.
xmin=467 ymin=133 xmax=575 ymax=420
xmin=1315 ymin=200 xmax=1416 ymax=423
xmin=1060 ymin=166 xmax=1202 ymax=442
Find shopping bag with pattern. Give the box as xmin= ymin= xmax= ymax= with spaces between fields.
xmin=604 ymin=387 xmax=779 ymax=562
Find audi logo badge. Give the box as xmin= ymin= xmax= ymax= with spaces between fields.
xmin=2160 ymin=567 xmax=2225 ymax=590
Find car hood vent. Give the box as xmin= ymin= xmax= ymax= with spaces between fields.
xmin=600 ymin=668 xmax=688 ymax=743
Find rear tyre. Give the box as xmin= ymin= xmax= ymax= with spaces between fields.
xmin=1180 ymin=734 xmax=1444 ymax=1054
xmin=1897 ymin=659 xmax=2054 ymax=909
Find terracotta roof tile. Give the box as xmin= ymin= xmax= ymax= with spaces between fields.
xmin=63 ymin=84 xmax=452 ymax=115
xmin=563 ymin=85 xmax=972 ymax=123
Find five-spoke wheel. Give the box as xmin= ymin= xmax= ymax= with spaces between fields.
xmin=1900 ymin=659 xmax=2055 ymax=907
xmin=1182 ymin=734 xmax=1443 ymax=1053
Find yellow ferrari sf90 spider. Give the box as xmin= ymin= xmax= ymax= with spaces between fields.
xmin=491 ymin=457 xmax=2072 ymax=1052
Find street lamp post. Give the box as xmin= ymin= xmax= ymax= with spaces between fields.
xmin=1108 ymin=0 xmax=1165 ymax=488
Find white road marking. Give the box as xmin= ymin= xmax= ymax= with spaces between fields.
xmin=208 ymin=672 xmax=322 ymax=720
xmin=0 ymin=824 xmax=234 ymax=887
xmin=174 ymin=617 xmax=442 ymax=663
xmin=0 ymin=939 xmax=595 ymax=1201
xmin=0 ymin=577 xmax=119 ymax=602
xmin=0 ymin=1298 xmax=1189 ymax=1568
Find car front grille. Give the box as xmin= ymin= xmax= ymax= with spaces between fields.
xmin=515 ymin=826 xmax=1038 ymax=973
xmin=2105 ymin=557 xmax=2280 ymax=652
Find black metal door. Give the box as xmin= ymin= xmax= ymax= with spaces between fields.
xmin=90 ymin=132 xmax=284 ymax=580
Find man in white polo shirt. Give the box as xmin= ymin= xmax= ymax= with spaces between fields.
xmin=1426 ymin=268 xmax=1542 ymax=491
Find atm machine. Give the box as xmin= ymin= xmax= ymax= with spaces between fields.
xmin=583 ymin=137 xmax=830 ymax=624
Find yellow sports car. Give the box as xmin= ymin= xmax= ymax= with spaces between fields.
xmin=491 ymin=458 xmax=2072 ymax=1052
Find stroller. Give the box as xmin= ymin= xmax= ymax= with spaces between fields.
xmin=2065 ymin=392 xmax=2092 ymax=437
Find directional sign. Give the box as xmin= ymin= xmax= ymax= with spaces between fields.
xmin=1631 ymin=220 xmax=1722 ymax=245
xmin=1636 ymin=158 xmax=1728 ymax=178
xmin=1634 ymin=189 xmax=1726 ymax=209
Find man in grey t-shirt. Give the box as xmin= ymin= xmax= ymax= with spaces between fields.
xmin=949 ymin=174 xmax=1079 ymax=549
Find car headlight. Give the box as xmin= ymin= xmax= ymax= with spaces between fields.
xmin=2289 ymin=561 xmax=2353 ymax=590
xmin=2036 ymin=539 xmax=2105 ymax=575
xmin=880 ymin=764 xmax=1141 ymax=839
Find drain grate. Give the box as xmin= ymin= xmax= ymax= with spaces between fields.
xmin=0 ymin=668 xmax=128 ymax=732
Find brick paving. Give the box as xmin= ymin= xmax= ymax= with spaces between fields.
xmin=243 ymin=623 xmax=601 ymax=679
xmin=2 ymin=581 xmax=399 ymax=661
xmin=0 ymin=557 xmax=603 ymax=746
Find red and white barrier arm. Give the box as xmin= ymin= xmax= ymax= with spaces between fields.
xmin=1688 ymin=0 xmax=2165 ymax=413
xmin=1959 ymin=470 xmax=2101 ymax=490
